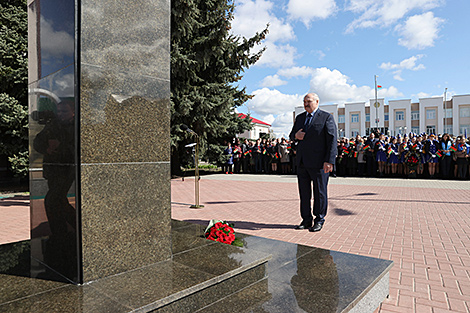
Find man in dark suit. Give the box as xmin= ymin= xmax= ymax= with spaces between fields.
xmin=289 ymin=93 xmax=337 ymax=232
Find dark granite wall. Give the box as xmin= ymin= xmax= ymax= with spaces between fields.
xmin=28 ymin=0 xmax=171 ymax=283
xmin=80 ymin=0 xmax=171 ymax=282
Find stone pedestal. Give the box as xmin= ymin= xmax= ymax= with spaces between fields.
xmin=27 ymin=0 xmax=171 ymax=283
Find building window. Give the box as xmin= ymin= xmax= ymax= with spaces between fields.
xmin=365 ymin=113 xmax=370 ymax=122
xmin=426 ymin=125 xmax=436 ymax=135
xmin=384 ymin=113 xmax=389 ymax=121
xmin=338 ymin=129 xmax=345 ymax=138
xmin=460 ymin=107 xmax=470 ymax=118
xmin=395 ymin=111 xmax=404 ymax=121
xmin=444 ymin=125 xmax=453 ymax=135
xmin=426 ymin=109 xmax=436 ymax=120
xmin=444 ymin=108 xmax=452 ymax=118
xmin=351 ymin=114 xmax=359 ymax=123
xmin=411 ymin=127 xmax=419 ymax=134
xmin=459 ymin=125 xmax=469 ymax=136
xmin=338 ymin=115 xmax=345 ymax=123
xmin=351 ymin=129 xmax=359 ymax=137
xmin=411 ymin=111 xmax=419 ymax=120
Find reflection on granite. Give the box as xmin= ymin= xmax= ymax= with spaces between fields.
xmin=28 ymin=0 xmax=75 ymax=81
xmin=0 ymin=220 xmax=391 ymax=312
xmin=80 ymin=65 xmax=170 ymax=164
xmin=28 ymin=66 xmax=79 ymax=282
xmin=80 ymin=163 xmax=171 ymax=282
xmin=157 ymin=265 xmax=267 ymax=313
xmin=0 ymin=284 xmax=130 ymax=313
xmin=171 ymin=228 xmax=213 ymax=255
xmin=81 ymin=0 xmax=170 ymax=79
xmin=90 ymin=260 xmax=215 ymax=310
xmin=173 ymin=243 xmax=271 ymax=277
xmin=196 ymin=278 xmax=271 ymax=313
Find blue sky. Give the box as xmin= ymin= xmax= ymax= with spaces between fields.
xmin=231 ymin=0 xmax=470 ymax=137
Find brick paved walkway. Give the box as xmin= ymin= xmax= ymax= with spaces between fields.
xmin=1 ymin=175 xmax=469 ymax=312
xmin=0 ymin=195 xmax=29 ymax=245
xmin=172 ymin=174 xmax=470 ymax=313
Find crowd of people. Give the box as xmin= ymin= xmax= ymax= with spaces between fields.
xmin=222 ymin=132 xmax=470 ymax=180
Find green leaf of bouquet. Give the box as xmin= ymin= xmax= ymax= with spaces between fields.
xmin=232 ymin=238 xmax=243 ymax=247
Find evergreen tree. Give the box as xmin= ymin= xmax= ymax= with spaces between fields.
xmin=0 ymin=0 xmax=28 ymax=178
xmin=171 ymin=0 xmax=268 ymax=174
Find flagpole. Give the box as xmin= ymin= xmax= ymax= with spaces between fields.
xmin=444 ymin=87 xmax=447 ymax=134
xmin=375 ymin=75 xmax=378 ymax=131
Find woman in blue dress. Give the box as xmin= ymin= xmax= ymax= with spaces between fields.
xmin=424 ymin=134 xmax=439 ymax=178
xmin=375 ymin=133 xmax=387 ymax=177
xmin=387 ymin=137 xmax=400 ymax=176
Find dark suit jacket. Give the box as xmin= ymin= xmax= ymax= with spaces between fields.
xmin=289 ymin=109 xmax=337 ymax=169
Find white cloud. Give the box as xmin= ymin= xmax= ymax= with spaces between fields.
xmin=260 ymin=75 xmax=288 ymax=87
xmin=345 ymin=0 xmax=444 ymax=33
xmin=277 ymin=66 xmax=316 ymax=78
xmin=270 ymin=112 xmax=296 ymax=138
xmin=396 ymin=12 xmax=444 ymax=50
xmin=253 ymin=42 xmax=297 ymax=68
xmin=245 ymin=67 xmax=405 ymax=136
xmin=54 ymin=73 xmax=75 ymax=97
xmin=232 ymin=0 xmax=295 ymax=42
xmin=315 ymin=50 xmax=326 ymax=60
xmin=379 ymin=54 xmax=425 ymax=70
xmin=232 ymin=0 xmax=297 ymax=68
xmin=412 ymin=92 xmax=431 ymax=100
xmin=380 ymin=54 xmax=426 ymax=81
xmin=308 ymin=67 xmax=403 ymax=104
xmin=40 ymin=16 xmax=74 ymax=58
xmin=287 ymin=0 xmax=337 ymax=27
xmin=245 ymin=88 xmax=303 ymax=116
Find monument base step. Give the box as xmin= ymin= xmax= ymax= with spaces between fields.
xmin=0 ymin=220 xmax=392 ymax=312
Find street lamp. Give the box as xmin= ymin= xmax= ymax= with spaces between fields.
xmin=181 ymin=124 xmax=204 ymax=208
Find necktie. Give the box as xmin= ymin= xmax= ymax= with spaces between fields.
xmin=304 ymin=113 xmax=312 ymax=129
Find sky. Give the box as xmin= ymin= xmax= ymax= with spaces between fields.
xmin=231 ymin=0 xmax=470 ymax=138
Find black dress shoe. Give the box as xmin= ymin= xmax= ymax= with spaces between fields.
xmin=309 ymin=223 xmax=323 ymax=232
xmin=295 ymin=223 xmax=312 ymax=230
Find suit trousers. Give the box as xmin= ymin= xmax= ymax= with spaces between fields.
xmin=297 ymin=165 xmax=329 ymax=225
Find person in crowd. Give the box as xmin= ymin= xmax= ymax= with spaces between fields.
xmin=261 ymin=138 xmax=269 ymax=173
xmin=375 ymin=133 xmax=387 ymax=177
xmin=347 ymin=137 xmax=358 ymax=176
xmin=279 ymin=138 xmax=290 ymax=174
xmin=223 ymin=141 xmax=233 ymax=174
xmin=232 ymin=139 xmax=242 ymax=173
xmin=356 ymin=136 xmax=366 ymax=176
xmin=455 ymin=136 xmax=469 ymax=179
xmin=416 ymin=134 xmax=425 ymax=177
xmin=240 ymin=139 xmax=249 ymax=173
xmin=439 ymin=133 xmax=453 ymax=179
xmin=387 ymin=136 xmax=399 ymax=176
xmin=289 ymin=93 xmax=337 ymax=232
xmin=252 ymin=139 xmax=262 ymax=173
xmin=364 ymin=133 xmax=377 ymax=177
xmin=336 ymin=139 xmax=347 ymax=176
xmin=269 ymin=139 xmax=279 ymax=173
xmin=424 ymin=134 xmax=439 ymax=178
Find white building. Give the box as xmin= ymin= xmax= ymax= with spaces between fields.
xmin=237 ymin=113 xmax=272 ymax=139
xmin=310 ymin=94 xmax=470 ymax=138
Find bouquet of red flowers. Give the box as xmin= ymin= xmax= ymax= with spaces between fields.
xmin=204 ymin=220 xmax=243 ymax=247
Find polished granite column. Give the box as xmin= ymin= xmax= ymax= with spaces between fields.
xmin=28 ymin=0 xmax=170 ymax=283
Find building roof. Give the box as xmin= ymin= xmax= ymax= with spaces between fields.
xmin=238 ymin=113 xmax=271 ymax=126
